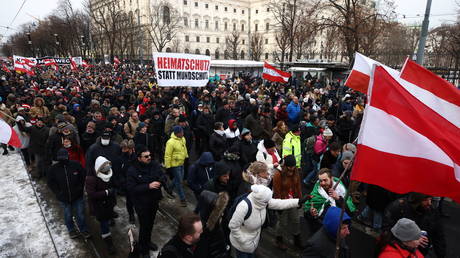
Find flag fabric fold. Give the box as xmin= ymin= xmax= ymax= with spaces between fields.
xmin=0 ymin=119 xmax=21 ymax=148
xmin=351 ymin=63 xmax=460 ymax=202
xmin=262 ymin=62 xmax=291 ymax=83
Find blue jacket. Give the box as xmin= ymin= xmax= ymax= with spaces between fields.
xmin=187 ymin=152 xmax=215 ymax=193
xmin=287 ymin=101 xmax=301 ymax=123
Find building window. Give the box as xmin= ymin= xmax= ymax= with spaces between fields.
xmin=195 ymin=49 xmax=201 ymax=54
xmin=205 ymin=3 xmax=208 ymax=8
xmin=265 ymin=53 xmax=269 ymax=59
xmin=267 ymin=8 xmax=270 ymax=12
xmin=206 ymin=37 xmax=210 ymax=43
xmin=185 ymin=48 xmax=190 ymax=53
xmin=233 ymin=23 xmax=236 ymax=31
xmin=255 ymin=10 xmax=258 ymax=14
xmin=255 ymin=24 xmax=258 ymax=31
xmin=166 ymin=47 xmax=172 ymax=53
xmin=215 ymin=50 xmax=220 ymax=59
xmin=241 ymin=24 xmax=244 ymax=31
xmin=194 ymin=2 xmax=198 ymax=7
xmin=205 ymin=49 xmax=210 ymax=56
xmin=205 ymin=20 xmax=209 ymax=29
xmin=240 ymin=50 xmax=245 ymax=59
xmin=196 ymin=36 xmax=200 ymax=42
xmin=216 ymin=37 xmax=220 ymax=43
xmin=183 ymin=0 xmax=187 ymax=5
xmin=195 ymin=19 xmax=199 ymax=28
xmin=163 ymin=6 xmax=171 ymax=24
xmin=184 ymin=17 xmax=188 ymax=27
xmin=266 ymin=23 xmax=269 ymax=31
xmin=215 ymin=21 xmax=219 ymax=30
xmin=265 ymin=38 xmax=268 ymax=44
xmin=234 ymin=8 xmax=236 ymax=13
xmin=215 ymin=5 xmax=218 ymax=10
xmin=185 ymin=35 xmax=189 ymax=42
xmin=224 ymin=22 xmax=227 ymax=31
xmin=242 ymin=10 xmax=245 ymax=14
xmin=242 ymin=39 xmax=245 ymax=45
xmin=224 ymin=7 xmax=227 ymax=11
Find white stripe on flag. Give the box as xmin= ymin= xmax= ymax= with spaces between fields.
xmin=0 ymin=119 xmax=13 ymax=145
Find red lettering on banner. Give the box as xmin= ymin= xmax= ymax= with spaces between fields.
xmin=157 ymin=57 xmax=163 ymax=69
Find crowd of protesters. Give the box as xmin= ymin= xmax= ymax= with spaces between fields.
xmin=0 ymin=63 xmax=448 ymax=258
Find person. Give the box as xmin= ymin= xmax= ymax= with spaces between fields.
xmin=319 ymin=142 xmax=340 ymax=169
xmin=195 ymin=191 xmax=231 ymax=258
xmin=187 ymin=152 xmax=215 ymax=209
xmin=377 ymin=218 xmax=425 ymax=258
xmin=287 ymin=96 xmax=301 ymax=128
xmin=256 ymin=139 xmax=281 ymax=176
xmin=209 ymin=122 xmax=227 ymax=161
xmin=271 ymin=121 xmax=288 ymax=154
xmin=272 ymin=155 xmax=303 ymax=250
xmin=203 ymin=161 xmax=232 ymax=195
xmin=224 ymin=119 xmax=240 ymax=147
xmin=196 ymin=105 xmax=214 ymax=152
xmin=304 ymin=128 xmax=334 ymax=184
xmin=384 ymin=193 xmax=445 ymax=258
xmin=127 ymin=145 xmax=168 ymax=258
xmin=158 ymin=213 xmax=204 ymax=258
xmin=124 ymin=111 xmax=140 ymax=139
xmin=47 ymin=148 xmax=90 ymax=239
xmin=234 ymin=128 xmax=258 ymax=168
xmin=229 ymin=184 xmax=305 ymax=258
xmin=282 ymin=125 xmax=301 ymax=168
xmin=134 ymin=122 xmax=154 ymax=153
xmin=62 ymin=135 xmax=85 ymax=168
xmin=304 ymin=168 xmax=356 ymax=233
xmin=237 ymin=161 xmax=271 ymax=196
xmin=85 ymin=156 xmax=117 ymax=255
xmin=19 ymin=117 xmax=49 ymax=178
xmin=165 ymin=125 xmax=189 ymax=207
xmin=301 ymin=206 xmax=351 ymax=258
xmin=119 ymin=139 xmax=136 ymax=223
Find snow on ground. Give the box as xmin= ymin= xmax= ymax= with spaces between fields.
xmin=0 ymin=152 xmax=87 ymax=258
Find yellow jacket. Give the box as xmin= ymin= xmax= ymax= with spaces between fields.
xmin=164 ymin=133 xmax=188 ymax=168
xmin=282 ymin=131 xmax=301 ymax=167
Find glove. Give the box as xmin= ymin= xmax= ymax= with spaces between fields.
xmin=298 ymin=195 xmax=313 ymax=208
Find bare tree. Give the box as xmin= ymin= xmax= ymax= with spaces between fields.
xmin=250 ymin=32 xmax=264 ymax=61
xmin=273 ymin=30 xmax=290 ymax=66
xmin=170 ymin=38 xmax=181 ymax=52
xmin=147 ymin=1 xmax=182 ymax=52
xmin=225 ymin=31 xmax=241 ymax=60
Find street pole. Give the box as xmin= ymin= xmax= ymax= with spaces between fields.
xmin=138 ymin=9 xmax=143 ymax=65
xmin=416 ymin=0 xmax=432 ymax=65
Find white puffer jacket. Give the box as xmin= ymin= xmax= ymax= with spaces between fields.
xmin=256 ymin=140 xmax=281 ymax=176
xmin=229 ymin=184 xmax=298 ymax=253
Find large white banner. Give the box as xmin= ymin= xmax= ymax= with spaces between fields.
xmin=153 ymin=52 xmax=211 ymax=87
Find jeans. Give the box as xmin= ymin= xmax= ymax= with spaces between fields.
xmin=304 ymin=158 xmax=319 ymax=184
xmin=360 ymin=206 xmax=383 ymax=229
xmin=170 ymin=166 xmax=186 ymax=201
xmin=61 ymin=197 xmax=87 ymax=233
xmin=100 ymin=219 xmax=111 ymax=238
xmin=235 ymin=249 xmax=254 ymax=258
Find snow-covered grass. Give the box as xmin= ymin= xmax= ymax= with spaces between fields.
xmin=0 ymin=152 xmax=88 ymax=257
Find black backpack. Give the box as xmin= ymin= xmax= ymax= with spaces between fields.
xmin=227 ymin=193 xmax=252 ymax=225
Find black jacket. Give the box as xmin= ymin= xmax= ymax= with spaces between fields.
xmin=126 ymin=159 xmax=166 ymax=208
xmin=134 ymin=132 xmax=154 ymax=153
xmin=196 ymin=113 xmax=214 ymax=138
xmin=301 ymin=228 xmax=349 ymax=258
xmin=234 ymin=139 xmax=257 ymax=168
xmin=23 ymin=124 xmax=49 ymax=155
xmin=209 ymin=132 xmax=227 ymax=161
xmin=85 ymin=137 xmax=122 ymax=175
xmin=187 ymin=152 xmax=215 ymax=194
xmin=158 ymin=235 xmax=196 ymax=258
xmin=47 ymin=160 xmax=86 ymax=203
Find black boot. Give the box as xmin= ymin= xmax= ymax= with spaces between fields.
xmin=293 ymin=234 xmax=304 ymax=249
xmin=103 ymin=235 xmax=116 ymax=255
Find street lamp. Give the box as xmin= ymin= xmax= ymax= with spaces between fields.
xmin=26 ymin=32 xmax=33 ymax=56
xmin=54 ymin=33 xmax=60 ymax=57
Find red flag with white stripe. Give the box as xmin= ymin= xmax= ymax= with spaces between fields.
xmin=351 ymin=61 xmax=460 ymax=202
xmin=262 ymin=62 xmax=291 ymax=83
xmin=70 ymin=57 xmax=78 ymax=71
xmin=344 ymin=52 xmax=398 ymax=94
xmin=2 ymin=63 xmax=11 ymax=73
xmin=82 ymin=60 xmax=91 ymax=69
xmin=13 ymin=55 xmax=36 ymax=76
xmin=0 ymin=118 xmax=21 ymax=148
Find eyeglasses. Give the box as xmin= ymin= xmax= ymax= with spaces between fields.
xmin=142 ymin=155 xmax=151 ymax=158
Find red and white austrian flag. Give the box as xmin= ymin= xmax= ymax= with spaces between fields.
xmin=263 ymin=62 xmax=291 ymax=83
xmin=351 ymin=59 xmax=460 ymax=202
xmin=0 ymin=118 xmax=21 ymax=148
xmin=13 ymin=55 xmax=36 ymax=75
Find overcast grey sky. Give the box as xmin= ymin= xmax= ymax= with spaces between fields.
xmin=1 ymin=0 xmax=458 ymax=43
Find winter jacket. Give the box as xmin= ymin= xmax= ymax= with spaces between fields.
xmin=158 ymin=235 xmax=195 ymax=258
xmin=229 ymin=185 xmax=299 ymax=253
xmin=282 ymin=131 xmax=301 ymax=167
xmin=126 ymin=159 xmax=166 ymax=208
xmin=85 ymin=157 xmax=116 ymax=221
xmin=164 ymin=133 xmax=188 ymax=168
xmin=187 ymin=152 xmax=215 ymax=194
xmin=313 ymin=135 xmax=328 ymax=155
xmin=65 ymin=145 xmax=86 ymax=168
xmin=80 ymin=131 xmax=98 ymax=152
xmin=259 ymin=115 xmax=273 ymax=139
xmin=196 ymin=113 xmax=214 ymax=138
xmin=244 ymin=113 xmax=264 ymax=140
xmin=123 ymin=117 xmax=140 ymax=139
xmin=378 ymin=243 xmax=424 ymax=258
xmin=301 ymin=207 xmax=351 ymax=258
xmin=134 ymin=132 xmax=154 ymax=153
xmin=286 ymin=101 xmax=301 ymax=123
xmin=47 ymin=160 xmax=86 ymax=203
xmin=256 ymin=140 xmax=281 ymax=176
xmin=234 ymin=139 xmax=258 ymax=168
xmin=209 ymin=132 xmax=227 ymax=161
xmin=85 ymin=137 xmax=122 ymax=176
xmin=225 ymin=127 xmax=240 ymax=147
xmin=164 ymin=114 xmax=177 ymax=135
xmin=272 ymin=168 xmax=302 ymax=200
xmin=30 ymin=98 xmax=50 ymax=119
xmin=21 ymin=124 xmax=49 ymax=155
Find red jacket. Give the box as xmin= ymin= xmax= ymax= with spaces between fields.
xmin=378 ymin=243 xmax=424 ymax=258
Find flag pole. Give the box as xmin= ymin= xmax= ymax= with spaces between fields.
xmin=0 ymin=110 xmax=16 ymax=121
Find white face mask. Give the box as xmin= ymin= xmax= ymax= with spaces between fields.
xmin=97 ymin=169 xmax=113 ymax=182
xmin=250 ymin=174 xmax=272 ymax=186
xmin=63 ymin=144 xmax=71 ymax=148
xmin=101 ymin=139 xmax=110 ymax=146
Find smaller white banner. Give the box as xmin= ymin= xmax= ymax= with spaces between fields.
xmin=153 ymin=52 xmax=211 ymax=87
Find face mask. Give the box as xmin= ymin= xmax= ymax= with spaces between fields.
xmin=97 ymin=169 xmax=113 ymax=182
xmin=63 ymin=144 xmax=71 ymax=148
xmin=101 ymin=139 xmax=110 ymax=146
xmin=214 ymin=129 xmax=225 ymax=136
xmin=250 ymin=174 xmax=272 ymax=186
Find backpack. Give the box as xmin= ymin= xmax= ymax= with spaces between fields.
xmin=227 ymin=193 xmax=252 ymax=225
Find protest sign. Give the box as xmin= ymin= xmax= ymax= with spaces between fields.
xmin=153 ymin=52 xmax=211 ymax=87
